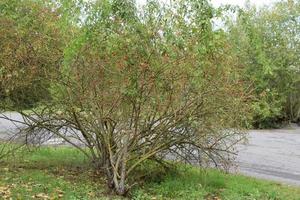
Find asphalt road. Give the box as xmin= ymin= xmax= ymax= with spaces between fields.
xmin=236 ymin=126 xmax=300 ymax=186
xmin=1 ymin=112 xmax=300 ymax=186
xmin=0 ymin=112 xmax=25 ymax=140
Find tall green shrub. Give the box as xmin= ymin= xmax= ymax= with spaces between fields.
xmin=227 ymin=1 xmax=300 ymax=127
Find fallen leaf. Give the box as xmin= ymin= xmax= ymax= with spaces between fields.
xmin=3 ymin=168 xmax=9 ymax=172
xmin=33 ymin=193 xmax=50 ymax=199
xmin=0 ymin=186 xmax=11 ymax=200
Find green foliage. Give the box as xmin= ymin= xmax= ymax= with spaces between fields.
xmin=1 ymin=0 xmax=299 ymax=128
xmin=0 ymin=0 xmax=65 ymax=109
xmin=227 ymin=1 xmax=300 ymax=127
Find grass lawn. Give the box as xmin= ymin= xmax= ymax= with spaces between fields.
xmin=0 ymin=146 xmax=300 ymax=200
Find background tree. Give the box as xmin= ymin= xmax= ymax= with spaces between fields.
xmin=227 ymin=0 xmax=300 ymax=127
xmin=0 ymin=0 xmax=65 ymax=109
